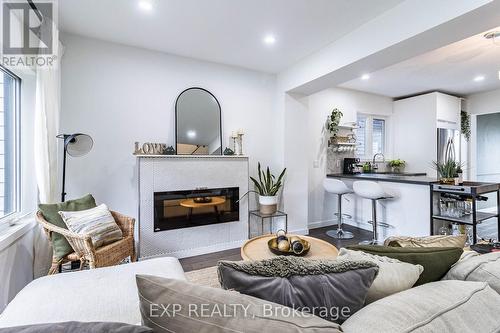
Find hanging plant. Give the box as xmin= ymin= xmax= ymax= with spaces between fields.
xmin=326 ymin=108 xmax=343 ymax=136
xmin=461 ymin=110 xmax=471 ymax=142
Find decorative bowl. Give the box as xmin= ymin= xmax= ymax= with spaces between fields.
xmin=267 ymin=237 xmax=310 ymax=256
xmin=194 ymin=197 xmax=212 ymax=203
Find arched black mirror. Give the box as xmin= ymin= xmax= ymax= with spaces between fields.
xmin=175 ymin=87 xmax=222 ymax=155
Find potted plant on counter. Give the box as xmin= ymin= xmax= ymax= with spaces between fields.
xmin=388 ymin=159 xmax=406 ymax=173
xmin=250 ymin=163 xmax=287 ymax=215
xmin=432 ymin=160 xmax=460 ymax=185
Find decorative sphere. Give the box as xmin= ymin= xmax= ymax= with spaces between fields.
xmin=277 ymin=239 xmax=290 ymax=252
xmin=277 ymin=235 xmax=288 ymax=243
xmin=291 ymin=240 xmax=304 ymax=254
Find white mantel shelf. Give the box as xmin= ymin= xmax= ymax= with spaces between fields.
xmin=135 ymin=154 xmax=248 ymax=159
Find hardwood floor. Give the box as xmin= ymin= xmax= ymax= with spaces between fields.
xmin=180 ymin=224 xmax=372 ymax=272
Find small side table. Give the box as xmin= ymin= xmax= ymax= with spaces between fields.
xmin=248 ymin=210 xmax=288 ymax=238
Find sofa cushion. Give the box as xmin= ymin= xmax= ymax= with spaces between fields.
xmin=0 ymin=322 xmax=152 ymax=333
xmin=0 ymin=258 xmax=186 ymax=328
xmin=217 ymin=256 xmax=378 ymax=323
xmin=384 ymin=234 xmax=467 ymax=248
xmin=347 ymin=245 xmax=463 ymax=285
xmin=341 ymin=280 xmax=500 ymax=333
xmin=136 ymin=275 xmax=342 ymax=333
xmin=59 ymin=204 xmax=123 ymax=248
xmin=443 ymin=252 xmax=500 ymax=294
xmin=38 ymin=194 xmax=97 ymax=259
xmin=337 ymin=248 xmax=423 ymax=303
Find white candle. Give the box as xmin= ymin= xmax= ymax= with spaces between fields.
xmin=231 ymin=131 xmax=237 ymax=138
xmin=237 ymin=128 xmax=244 ymax=135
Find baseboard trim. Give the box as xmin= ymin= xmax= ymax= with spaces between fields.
xmin=308 ymin=219 xmax=336 ymax=229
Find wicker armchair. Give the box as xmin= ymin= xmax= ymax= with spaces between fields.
xmin=36 ymin=210 xmax=137 ymax=275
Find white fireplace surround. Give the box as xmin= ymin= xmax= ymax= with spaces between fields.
xmin=137 ymin=155 xmax=249 ymax=259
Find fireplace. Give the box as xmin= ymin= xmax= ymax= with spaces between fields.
xmin=153 ymin=187 xmax=240 ymax=232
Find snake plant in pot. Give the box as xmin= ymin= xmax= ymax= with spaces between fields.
xmin=250 ymin=163 xmax=287 ymax=215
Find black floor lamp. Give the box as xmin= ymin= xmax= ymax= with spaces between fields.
xmin=56 ymin=133 xmax=94 ymax=202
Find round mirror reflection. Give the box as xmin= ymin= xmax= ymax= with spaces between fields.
xmin=175 ymin=88 xmax=222 ymax=155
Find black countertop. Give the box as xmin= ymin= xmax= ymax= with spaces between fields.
xmin=327 ymin=173 xmax=437 ymax=185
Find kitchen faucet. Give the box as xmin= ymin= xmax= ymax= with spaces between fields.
xmin=372 ymin=153 xmax=385 ymax=171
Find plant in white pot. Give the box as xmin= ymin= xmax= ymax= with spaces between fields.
xmin=250 ymin=163 xmax=286 ymax=215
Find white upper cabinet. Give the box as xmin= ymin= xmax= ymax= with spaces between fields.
xmin=435 ymin=92 xmax=461 ymax=129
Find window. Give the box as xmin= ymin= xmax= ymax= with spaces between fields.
xmin=0 ymin=66 xmax=21 ymax=220
xmin=355 ymin=114 xmax=386 ymax=158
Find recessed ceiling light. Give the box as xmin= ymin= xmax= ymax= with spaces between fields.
xmin=138 ymin=1 xmax=153 ymax=11
xmin=361 ymin=74 xmax=370 ymax=80
xmin=473 ymin=75 xmax=485 ymax=82
xmin=263 ymin=35 xmax=276 ymax=45
xmin=187 ymin=130 xmax=196 ymax=139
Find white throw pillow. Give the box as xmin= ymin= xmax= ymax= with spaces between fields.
xmin=59 ymin=204 xmax=123 ymax=248
xmin=338 ymin=248 xmax=423 ymax=303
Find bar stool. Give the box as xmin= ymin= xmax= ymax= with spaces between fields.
xmin=323 ymin=178 xmax=354 ymax=239
xmin=353 ymin=180 xmax=393 ymax=245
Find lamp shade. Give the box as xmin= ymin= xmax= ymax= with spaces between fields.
xmin=64 ymin=133 xmax=93 ymax=157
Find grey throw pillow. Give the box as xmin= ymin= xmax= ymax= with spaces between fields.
xmin=136 ymin=274 xmax=341 ymax=333
xmin=217 ymin=256 xmax=379 ymax=323
xmin=0 ymin=321 xmax=152 ymax=333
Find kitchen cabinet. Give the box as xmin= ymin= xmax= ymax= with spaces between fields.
xmin=393 ymin=92 xmax=461 ymax=176
xmin=436 ymin=92 xmax=461 ymax=129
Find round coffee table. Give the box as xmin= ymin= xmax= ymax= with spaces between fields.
xmin=241 ymin=234 xmax=338 ymax=261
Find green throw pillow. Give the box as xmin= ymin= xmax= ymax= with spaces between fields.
xmin=38 ymin=194 xmax=97 ymax=260
xmin=346 ymin=245 xmax=463 ymax=286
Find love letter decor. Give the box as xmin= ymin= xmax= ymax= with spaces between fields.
xmin=133 ymin=142 xmax=168 ymax=155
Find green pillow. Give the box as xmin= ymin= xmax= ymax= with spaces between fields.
xmin=38 ymin=194 xmax=97 ymax=260
xmin=346 ymin=245 xmax=463 ymax=286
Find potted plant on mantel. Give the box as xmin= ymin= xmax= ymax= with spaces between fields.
xmin=250 ymin=163 xmax=287 ymax=215
xmin=432 ymin=160 xmax=461 ymax=185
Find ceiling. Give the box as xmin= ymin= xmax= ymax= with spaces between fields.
xmin=340 ymin=27 xmax=500 ymax=98
xmin=58 ymin=0 xmax=403 ymax=73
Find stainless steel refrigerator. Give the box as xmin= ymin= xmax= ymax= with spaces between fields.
xmin=437 ymin=128 xmax=460 ymax=164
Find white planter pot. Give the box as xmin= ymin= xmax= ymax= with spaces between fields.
xmin=259 ymin=195 xmax=278 ymax=215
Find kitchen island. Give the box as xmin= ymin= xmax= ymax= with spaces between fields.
xmin=327 ymin=173 xmax=437 ymax=239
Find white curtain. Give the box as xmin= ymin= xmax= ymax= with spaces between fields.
xmin=33 ymin=20 xmax=63 ymax=278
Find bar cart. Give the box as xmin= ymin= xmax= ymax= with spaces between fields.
xmin=430 ymin=182 xmax=500 ymax=244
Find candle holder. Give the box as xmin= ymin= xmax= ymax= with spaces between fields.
xmin=232 ymin=136 xmax=238 ymax=153
xmin=237 ymin=133 xmax=244 ymax=155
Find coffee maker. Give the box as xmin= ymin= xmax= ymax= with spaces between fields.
xmin=343 ymin=158 xmax=361 ymax=174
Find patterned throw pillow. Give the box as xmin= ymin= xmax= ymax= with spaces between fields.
xmin=59 ymin=204 xmax=123 ymax=248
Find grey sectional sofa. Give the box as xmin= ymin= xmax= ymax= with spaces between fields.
xmin=1 ymin=253 xmax=500 ymax=332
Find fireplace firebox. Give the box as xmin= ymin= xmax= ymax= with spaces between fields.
xmin=153 ymin=187 xmax=239 ymax=232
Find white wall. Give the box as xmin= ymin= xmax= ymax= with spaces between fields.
xmin=307 ymin=88 xmax=393 ymax=228
xmin=60 ymin=33 xmax=280 ymax=221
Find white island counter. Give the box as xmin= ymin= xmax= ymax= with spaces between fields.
xmin=327 ymin=173 xmax=437 ymax=240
